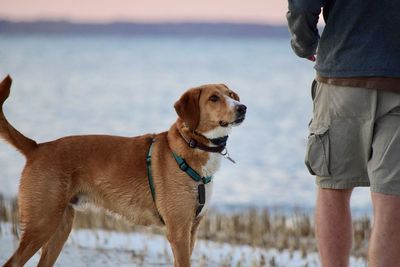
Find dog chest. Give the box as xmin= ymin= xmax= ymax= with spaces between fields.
xmin=197 ymin=153 xmax=221 ymax=217
xmin=201 ymin=152 xmax=221 ymax=177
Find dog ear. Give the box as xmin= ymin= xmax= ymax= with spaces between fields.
xmin=174 ymin=88 xmax=202 ymax=130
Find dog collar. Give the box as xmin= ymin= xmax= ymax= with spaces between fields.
xmin=209 ymin=136 xmax=229 ymax=147
xmin=178 ymin=127 xmax=236 ymax=163
xmin=178 ymin=129 xmax=226 ymax=154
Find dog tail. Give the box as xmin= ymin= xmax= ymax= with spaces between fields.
xmin=0 ymin=75 xmax=37 ymax=156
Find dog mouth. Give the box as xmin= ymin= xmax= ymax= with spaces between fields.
xmin=233 ymin=115 xmax=245 ymax=125
xmin=219 ymin=115 xmax=245 ymax=127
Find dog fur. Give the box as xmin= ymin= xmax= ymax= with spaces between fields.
xmin=0 ymin=75 xmax=246 ymax=267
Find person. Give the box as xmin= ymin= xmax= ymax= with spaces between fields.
xmin=286 ymin=0 xmax=400 ymax=266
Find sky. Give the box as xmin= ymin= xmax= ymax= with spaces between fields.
xmin=0 ymin=0 xmax=287 ymax=25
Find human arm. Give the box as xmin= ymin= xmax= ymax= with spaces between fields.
xmin=286 ymin=0 xmax=324 ymax=59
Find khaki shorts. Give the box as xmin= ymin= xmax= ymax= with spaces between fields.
xmin=305 ymin=81 xmax=400 ymax=195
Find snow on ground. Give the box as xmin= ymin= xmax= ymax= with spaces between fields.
xmin=0 ymin=223 xmax=366 ymax=267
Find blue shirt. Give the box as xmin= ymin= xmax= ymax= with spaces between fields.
xmin=287 ymin=0 xmax=400 ymax=78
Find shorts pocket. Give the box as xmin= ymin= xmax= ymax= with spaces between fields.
xmin=305 ymin=126 xmax=331 ymax=176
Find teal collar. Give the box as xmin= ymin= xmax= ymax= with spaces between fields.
xmin=172 ymin=152 xmax=213 ymax=184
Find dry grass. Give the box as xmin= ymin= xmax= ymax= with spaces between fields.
xmin=0 ymin=195 xmax=370 ymax=259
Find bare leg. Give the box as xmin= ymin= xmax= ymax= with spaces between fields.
xmin=37 ymin=206 xmax=75 ymax=267
xmin=315 ymin=188 xmax=353 ymax=267
xmin=368 ymin=192 xmax=400 ymax=267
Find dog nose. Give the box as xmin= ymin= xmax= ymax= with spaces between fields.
xmin=237 ymin=104 xmax=247 ymax=115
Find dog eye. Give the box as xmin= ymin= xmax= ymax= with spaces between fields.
xmin=209 ymin=95 xmax=220 ymax=102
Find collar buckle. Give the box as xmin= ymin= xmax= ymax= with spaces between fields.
xmin=179 ymin=161 xmax=189 ymax=171
xmin=188 ymin=139 xmax=197 ymax=148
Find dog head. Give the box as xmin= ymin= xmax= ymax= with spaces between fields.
xmin=174 ymin=84 xmax=246 ymax=139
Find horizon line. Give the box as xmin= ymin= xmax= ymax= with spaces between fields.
xmin=0 ymin=17 xmax=287 ymax=27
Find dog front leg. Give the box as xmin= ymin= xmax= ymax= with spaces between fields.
xmin=189 ymin=218 xmax=201 ymax=256
xmin=167 ymin=225 xmax=191 ymax=267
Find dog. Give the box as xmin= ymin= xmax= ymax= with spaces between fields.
xmin=0 ymin=75 xmax=246 ymax=267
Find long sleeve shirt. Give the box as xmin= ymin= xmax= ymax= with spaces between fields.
xmin=287 ymin=0 xmax=400 ymax=79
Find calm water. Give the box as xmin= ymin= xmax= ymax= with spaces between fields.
xmin=0 ymin=34 xmax=371 ymax=209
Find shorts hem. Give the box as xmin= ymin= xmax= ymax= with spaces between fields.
xmin=371 ymin=185 xmax=400 ymax=196
xmin=316 ymin=179 xmax=370 ymax=190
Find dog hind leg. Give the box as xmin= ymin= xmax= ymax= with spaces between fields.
xmin=3 ymin=171 xmax=72 ymax=267
xmin=3 ymin=213 xmax=66 ymax=267
xmin=36 ymin=206 xmax=75 ymax=267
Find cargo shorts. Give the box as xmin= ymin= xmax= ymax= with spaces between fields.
xmin=305 ymin=81 xmax=400 ymax=195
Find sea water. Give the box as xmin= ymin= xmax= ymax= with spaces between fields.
xmin=0 ymin=34 xmax=371 ymax=210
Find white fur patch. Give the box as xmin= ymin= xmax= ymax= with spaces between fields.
xmin=202 ymin=152 xmax=221 ymax=177
xmin=69 ymin=194 xmax=92 ymax=211
xmin=198 ymin=152 xmax=221 ymax=217
xmin=225 ymin=95 xmax=240 ymax=108
xmin=203 ymin=125 xmax=232 ymax=139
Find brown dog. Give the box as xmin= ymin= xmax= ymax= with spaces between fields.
xmin=0 ymin=75 xmax=246 ymax=267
